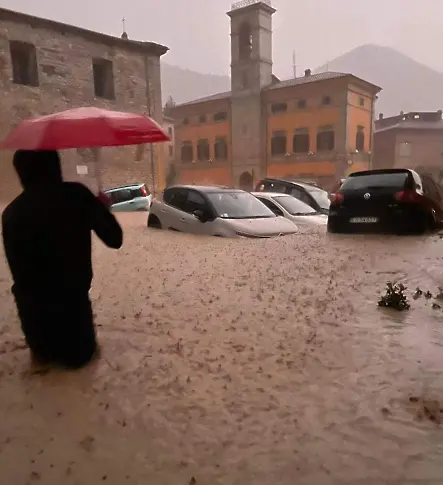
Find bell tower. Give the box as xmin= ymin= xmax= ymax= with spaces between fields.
xmin=227 ymin=0 xmax=276 ymax=189
xmin=228 ymin=0 xmax=275 ymax=92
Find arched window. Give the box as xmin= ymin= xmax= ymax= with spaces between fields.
xmin=356 ymin=126 xmax=365 ymax=151
xmin=239 ymin=171 xmax=253 ymax=190
xmin=239 ymin=22 xmax=252 ymax=61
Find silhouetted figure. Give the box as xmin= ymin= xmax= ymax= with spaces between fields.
xmin=2 ymin=150 xmax=123 ymax=369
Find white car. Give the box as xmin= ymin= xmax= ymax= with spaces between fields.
xmin=104 ymin=183 xmax=152 ymax=212
xmin=147 ymin=185 xmax=298 ymax=238
xmin=252 ymin=192 xmax=328 ymax=226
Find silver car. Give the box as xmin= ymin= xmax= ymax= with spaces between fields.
xmin=252 ymin=192 xmax=328 ymax=226
xmin=147 ymin=185 xmax=298 ymax=238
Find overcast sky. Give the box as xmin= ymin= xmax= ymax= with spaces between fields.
xmin=3 ymin=0 xmax=443 ymax=78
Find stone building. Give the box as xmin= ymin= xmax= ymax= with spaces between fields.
xmin=0 ymin=7 xmax=168 ymax=202
xmin=373 ymin=110 xmax=443 ymax=183
xmin=170 ymin=0 xmax=381 ymax=191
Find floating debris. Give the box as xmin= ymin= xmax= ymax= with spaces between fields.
xmin=378 ymin=282 xmax=410 ymax=311
xmin=409 ymin=396 xmax=443 ymax=424
xmin=413 ymin=287 xmax=423 ymax=300
xmin=411 ymin=287 xmax=443 ymax=309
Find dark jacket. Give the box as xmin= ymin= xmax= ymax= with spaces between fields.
xmin=2 ymin=150 xmax=123 ymax=298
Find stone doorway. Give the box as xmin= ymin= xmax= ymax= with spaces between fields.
xmin=239 ymin=171 xmax=253 ymax=191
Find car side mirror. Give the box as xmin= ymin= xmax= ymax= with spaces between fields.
xmin=193 ymin=209 xmax=206 ymax=221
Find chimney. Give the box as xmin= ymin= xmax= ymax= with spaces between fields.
xmin=304 ymin=69 xmax=311 ymax=77
xmin=121 ymin=31 xmax=128 ymax=39
xmin=378 ymin=113 xmax=383 ymax=120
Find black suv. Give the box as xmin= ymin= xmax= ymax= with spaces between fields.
xmin=255 ymin=178 xmax=331 ymax=214
xmin=328 ymin=168 xmax=443 ymax=234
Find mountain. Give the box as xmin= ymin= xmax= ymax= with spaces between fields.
xmin=315 ymin=44 xmax=443 ymax=116
xmin=161 ymin=45 xmax=443 ymax=116
xmin=161 ymin=64 xmax=230 ymax=106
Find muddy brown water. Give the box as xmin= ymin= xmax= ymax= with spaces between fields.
xmin=1 ymin=212 xmax=443 ymax=484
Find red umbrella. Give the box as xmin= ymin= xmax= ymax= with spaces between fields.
xmin=0 ymin=107 xmax=169 ymax=150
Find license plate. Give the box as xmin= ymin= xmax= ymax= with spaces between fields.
xmin=349 ymin=217 xmax=378 ymax=223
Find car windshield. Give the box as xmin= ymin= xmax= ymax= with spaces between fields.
xmin=208 ymin=191 xmax=275 ymax=219
xmin=341 ymin=172 xmax=409 ymax=191
xmin=307 ymin=188 xmax=330 ymax=209
xmin=272 ymin=196 xmax=316 ymax=215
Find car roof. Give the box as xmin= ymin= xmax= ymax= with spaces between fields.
xmin=348 ymin=168 xmax=416 ymax=177
xmin=251 ymin=192 xmax=292 ymax=198
xmin=165 ymin=184 xmax=243 ymax=193
xmin=259 ymin=178 xmax=321 ymax=191
xmin=105 ymin=183 xmax=144 ymax=192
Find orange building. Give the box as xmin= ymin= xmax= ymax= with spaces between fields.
xmin=170 ymin=0 xmax=381 ymax=191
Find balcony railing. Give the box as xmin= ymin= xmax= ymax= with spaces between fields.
xmin=231 ymin=0 xmax=271 ymax=10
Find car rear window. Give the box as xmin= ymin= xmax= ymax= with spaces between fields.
xmin=256 ymin=180 xmax=287 ymax=193
xmin=341 ymin=172 xmax=410 ymax=191
xmin=307 ymin=188 xmax=330 ymax=209
xmin=272 ymin=196 xmax=316 ymax=214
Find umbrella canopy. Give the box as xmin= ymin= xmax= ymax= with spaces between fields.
xmin=0 ymin=107 xmax=170 ymax=150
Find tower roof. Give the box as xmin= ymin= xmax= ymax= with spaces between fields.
xmin=227 ymin=0 xmax=275 ymax=16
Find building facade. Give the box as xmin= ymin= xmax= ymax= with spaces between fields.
xmin=373 ymin=111 xmax=443 ymax=183
xmin=170 ymin=0 xmax=381 ymax=191
xmin=0 ymin=7 xmax=168 ymax=202
xmin=162 ymin=115 xmax=176 ymax=186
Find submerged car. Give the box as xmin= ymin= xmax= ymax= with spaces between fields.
xmin=147 ymin=185 xmax=298 ymax=238
xmin=255 ymin=177 xmax=331 ymax=214
xmin=252 ymin=192 xmax=327 ymax=226
xmin=105 ymin=183 xmax=152 ymax=212
xmin=328 ymin=168 xmax=443 ymax=234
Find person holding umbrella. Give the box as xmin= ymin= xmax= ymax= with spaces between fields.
xmin=0 ymin=106 xmax=169 ymax=368
xmin=2 ymin=150 xmax=123 ymax=369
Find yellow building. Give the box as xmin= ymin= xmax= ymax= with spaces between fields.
xmin=170 ymin=0 xmax=381 ymax=190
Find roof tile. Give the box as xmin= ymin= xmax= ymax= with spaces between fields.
xmin=173 ymin=71 xmax=380 ymax=108
xmin=266 ymin=71 xmax=348 ymax=90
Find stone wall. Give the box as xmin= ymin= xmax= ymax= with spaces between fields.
xmin=230 ymin=93 xmax=264 ymax=188
xmin=0 ymin=11 xmax=166 ymax=203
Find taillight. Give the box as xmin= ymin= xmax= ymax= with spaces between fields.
xmin=331 ymin=192 xmax=344 ymax=204
xmin=140 ymin=185 xmax=147 ymax=197
xmin=394 ymin=190 xmax=420 ymax=203
xmin=98 ymin=192 xmax=111 ymax=207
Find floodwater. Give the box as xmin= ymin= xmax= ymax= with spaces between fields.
xmin=1 ymin=212 xmax=443 ymax=484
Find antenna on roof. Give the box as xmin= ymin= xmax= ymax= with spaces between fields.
xmin=121 ymin=17 xmax=128 ymax=39
xmin=292 ymin=50 xmax=296 ymax=78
